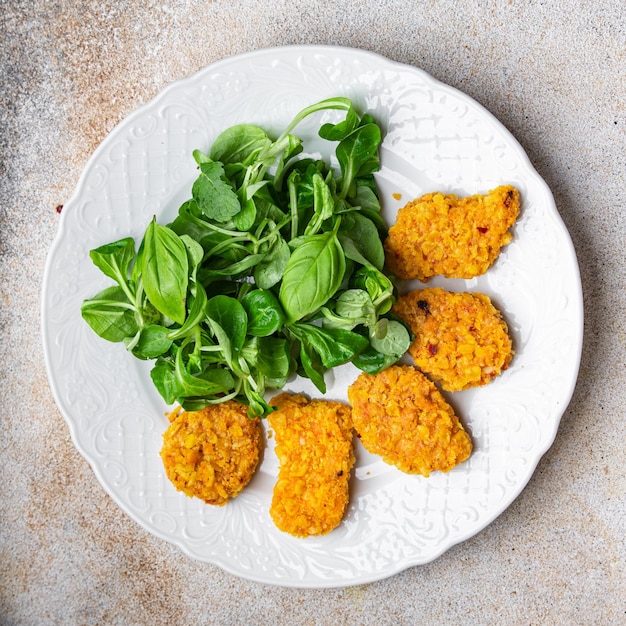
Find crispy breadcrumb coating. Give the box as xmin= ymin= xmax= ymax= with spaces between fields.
xmin=393 ymin=288 xmax=513 ymax=391
xmin=348 ymin=365 xmax=472 ymax=476
xmin=160 ymin=402 xmax=262 ymax=506
xmin=384 ymin=185 xmax=520 ymax=281
xmin=268 ymin=393 xmax=354 ymax=537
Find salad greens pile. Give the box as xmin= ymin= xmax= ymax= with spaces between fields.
xmin=81 ymin=97 xmax=411 ymax=417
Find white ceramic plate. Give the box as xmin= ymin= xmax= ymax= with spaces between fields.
xmin=42 ymin=45 xmax=583 ymax=588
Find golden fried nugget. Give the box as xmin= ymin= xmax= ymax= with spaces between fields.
xmin=393 ymin=288 xmax=513 ymax=391
xmin=268 ymin=393 xmax=354 ymax=537
xmin=160 ymin=401 xmax=262 ymax=506
xmin=384 ymin=185 xmax=520 ymax=281
xmin=348 ymin=365 xmax=472 ymax=476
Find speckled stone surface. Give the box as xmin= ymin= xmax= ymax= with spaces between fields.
xmin=1 ymin=1 xmax=625 ymax=624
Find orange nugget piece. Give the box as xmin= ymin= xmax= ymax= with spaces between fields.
xmin=394 ymin=288 xmax=513 ymax=391
xmin=348 ymin=365 xmax=472 ymax=477
xmin=160 ymin=401 xmax=262 ymax=506
xmin=268 ymin=393 xmax=354 ymax=537
xmin=384 ymin=185 xmax=520 ymax=281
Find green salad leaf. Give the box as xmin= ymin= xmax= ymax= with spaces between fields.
xmin=81 ymin=97 xmax=411 ymax=417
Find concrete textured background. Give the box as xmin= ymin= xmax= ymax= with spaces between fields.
xmin=1 ymin=1 xmax=625 ymax=624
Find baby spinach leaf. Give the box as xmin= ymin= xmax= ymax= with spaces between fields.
xmin=169 ymin=200 xmax=228 ymax=249
xmin=241 ymin=380 xmax=274 ymax=419
xmin=292 ymin=323 xmax=368 ymax=368
xmin=241 ymin=289 xmax=285 ymax=337
xmin=173 ymin=347 xmax=236 ymax=398
xmin=335 ymin=289 xmax=376 ymax=327
xmin=167 ymin=283 xmax=207 ymax=341
xmin=141 ymin=219 xmax=188 ymax=325
xmin=206 ymin=295 xmax=248 ymax=359
xmin=284 ymin=159 xmax=319 ymax=210
xmin=243 ymin=336 xmax=291 ymax=379
xmin=192 ymin=161 xmax=241 ymax=223
xmin=352 ymin=345 xmax=399 ymax=374
xmin=254 ymin=235 xmax=290 ymax=289
xmin=298 ymin=341 xmax=327 ymax=393
xmin=272 ymin=135 xmax=304 ymax=187
xmin=233 ymin=196 xmax=257 ymax=231
xmin=192 ymin=149 xmax=211 ymax=165
xmin=319 ymin=104 xmax=360 ymax=141
xmin=81 ymin=286 xmax=138 ymax=342
xmin=303 ymin=173 xmax=335 ymax=236
xmin=313 ymin=173 xmax=335 ymax=221
xmin=351 ymin=265 xmax=394 ymax=305
xmin=209 ymin=124 xmax=271 ymax=165
xmin=369 ymin=319 xmax=411 ymax=357
xmin=200 ymin=252 xmax=265 ymax=279
xmin=179 ymin=234 xmax=204 ymax=274
xmin=131 ymin=325 xmax=173 ymax=360
xmin=250 ymin=185 xmax=285 ymax=224
xmin=355 ymin=116 xmax=381 ymax=178
xmin=339 ymin=236 xmax=370 ymax=268
xmin=149 ymin=359 xmax=179 ymax=404
xmin=337 ymin=123 xmax=381 ymax=198
xmin=339 ymin=212 xmax=385 ymax=270
xmin=279 ymin=96 xmax=352 ymax=138
xmin=353 ymin=181 xmax=381 ymax=213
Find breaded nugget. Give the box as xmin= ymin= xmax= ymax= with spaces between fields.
xmin=160 ymin=401 xmax=262 ymax=506
xmin=348 ymin=365 xmax=472 ymax=476
xmin=384 ymin=185 xmax=520 ymax=281
xmin=268 ymin=393 xmax=354 ymax=537
xmin=393 ymin=288 xmax=513 ymax=391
